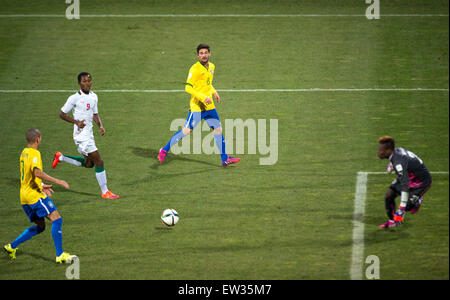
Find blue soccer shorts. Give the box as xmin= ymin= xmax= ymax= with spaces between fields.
xmin=184 ymin=109 xmax=222 ymax=130
xmin=22 ymin=197 xmax=57 ymax=222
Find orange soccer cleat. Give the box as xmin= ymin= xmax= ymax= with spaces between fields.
xmin=101 ymin=190 xmax=120 ymax=199
xmin=52 ymin=152 xmax=62 ymax=168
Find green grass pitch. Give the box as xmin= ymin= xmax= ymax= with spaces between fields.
xmin=0 ymin=0 xmax=448 ymax=280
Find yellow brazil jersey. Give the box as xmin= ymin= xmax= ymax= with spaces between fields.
xmin=185 ymin=61 xmax=217 ymax=112
xmin=19 ymin=147 xmax=45 ymax=205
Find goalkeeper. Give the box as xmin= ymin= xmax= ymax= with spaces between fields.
xmin=376 ymin=136 xmax=432 ymax=228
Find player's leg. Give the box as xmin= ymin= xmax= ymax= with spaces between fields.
xmin=46 ymin=210 xmax=64 ymax=258
xmin=379 ymin=187 xmax=400 ymax=228
xmin=4 ymin=206 xmax=46 ymax=259
xmin=10 ymin=218 xmax=46 ymax=249
xmin=205 ymin=109 xmax=240 ymax=166
xmin=165 ymin=111 xmax=198 ymax=151
xmin=159 ymin=111 xmax=198 ymax=162
xmin=384 ymin=188 xmax=398 ymax=220
xmin=87 ymin=149 xmax=119 ymax=199
xmin=163 ymin=126 xmax=192 ymax=151
xmin=52 ymin=151 xmax=86 ymax=168
xmin=46 ymin=209 xmax=77 ymax=263
xmin=53 ymin=140 xmax=91 ymax=168
xmin=407 ymin=182 xmax=432 ymax=214
xmin=4 ymin=222 xmax=43 ymax=259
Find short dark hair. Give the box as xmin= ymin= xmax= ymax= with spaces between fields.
xmin=378 ymin=136 xmax=395 ymax=150
xmin=77 ymin=72 xmax=91 ymax=83
xmin=26 ymin=128 xmax=41 ymax=143
xmin=196 ymin=44 xmax=210 ymax=53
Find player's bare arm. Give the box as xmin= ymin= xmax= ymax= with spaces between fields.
xmin=59 ymin=111 xmax=85 ymax=129
xmin=33 ymin=167 xmax=69 ymax=189
xmin=93 ymin=113 xmax=105 ymax=135
xmin=213 ymin=92 xmax=220 ymax=103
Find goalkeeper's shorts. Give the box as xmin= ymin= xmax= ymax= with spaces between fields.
xmin=390 ymin=179 xmax=432 ymax=210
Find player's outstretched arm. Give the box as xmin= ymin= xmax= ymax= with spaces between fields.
xmin=34 ymin=168 xmax=69 ymax=189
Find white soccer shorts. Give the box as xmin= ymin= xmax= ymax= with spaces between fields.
xmin=74 ymin=138 xmax=98 ymax=156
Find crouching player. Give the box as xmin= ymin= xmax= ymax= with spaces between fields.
xmin=377 ymin=136 xmax=432 ymax=228
xmin=3 ymin=129 xmax=77 ymax=263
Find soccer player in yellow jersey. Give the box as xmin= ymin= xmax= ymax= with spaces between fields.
xmin=3 ymin=129 xmax=77 ymax=263
xmin=158 ymin=44 xmax=241 ymax=166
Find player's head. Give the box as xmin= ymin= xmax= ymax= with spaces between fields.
xmin=377 ymin=136 xmax=395 ymax=159
xmin=77 ymin=72 xmax=92 ymax=93
xmin=26 ymin=128 xmax=41 ymax=147
xmin=196 ymin=44 xmax=211 ymax=64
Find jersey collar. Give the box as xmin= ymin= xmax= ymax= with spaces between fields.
xmin=198 ymin=61 xmax=209 ymax=70
xmin=77 ymin=89 xmax=91 ymax=95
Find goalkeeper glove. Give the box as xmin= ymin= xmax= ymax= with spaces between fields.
xmin=386 ymin=163 xmax=394 ymax=174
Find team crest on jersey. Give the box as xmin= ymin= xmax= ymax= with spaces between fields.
xmin=210 ymin=69 xmax=214 ymax=75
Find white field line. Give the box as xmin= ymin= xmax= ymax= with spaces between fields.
xmin=350 ymin=170 xmax=449 ymax=280
xmin=0 ymin=88 xmax=448 ymax=93
xmin=0 ymin=14 xmax=448 ymax=18
xmin=351 ymin=171 xmax=368 ymax=280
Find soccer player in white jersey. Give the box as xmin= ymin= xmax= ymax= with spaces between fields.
xmin=52 ymin=72 xmax=119 ymax=199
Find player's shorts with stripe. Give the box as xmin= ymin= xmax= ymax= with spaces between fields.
xmin=22 ymin=197 xmax=57 ymax=222
xmin=184 ymin=109 xmax=221 ymax=130
xmin=74 ymin=137 xmax=98 ymax=156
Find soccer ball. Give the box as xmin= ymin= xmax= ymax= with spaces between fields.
xmin=161 ymin=209 xmax=179 ymax=226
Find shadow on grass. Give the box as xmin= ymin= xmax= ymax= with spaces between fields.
xmin=21 ymin=250 xmax=55 ymax=263
xmin=129 ymin=146 xmax=220 ymax=169
xmin=56 ymin=189 xmax=98 ymax=197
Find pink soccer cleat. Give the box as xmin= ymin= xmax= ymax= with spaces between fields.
xmin=222 ymin=157 xmax=241 ymax=167
xmin=378 ymin=220 xmax=399 ymax=229
xmin=158 ymin=148 xmax=168 ymax=163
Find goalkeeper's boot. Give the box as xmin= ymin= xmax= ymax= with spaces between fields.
xmin=3 ymin=244 xmax=17 ymax=260
xmin=52 ymin=152 xmax=62 ymax=168
xmin=56 ymin=252 xmax=78 ymax=264
xmin=158 ymin=148 xmax=168 ymax=163
xmin=222 ymin=157 xmax=241 ymax=167
xmin=408 ymin=197 xmax=423 ymax=214
xmin=378 ymin=220 xmax=399 ymax=229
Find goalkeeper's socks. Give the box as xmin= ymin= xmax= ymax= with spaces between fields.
xmin=163 ymin=129 xmax=185 ymax=152
xmin=61 ymin=154 xmax=86 ymax=167
xmin=95 ymin=166 xmax=109 ymax=194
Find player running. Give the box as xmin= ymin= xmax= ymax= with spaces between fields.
xmin=158 ymin=44 xmax=241 ymax=167
xmin=377 ymin=136 xmax=432 ymax=228
xmin=52 ymin=72 xmax=119 ymax=199
xmin=4 ymin=129 xmax=76 ymax=263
